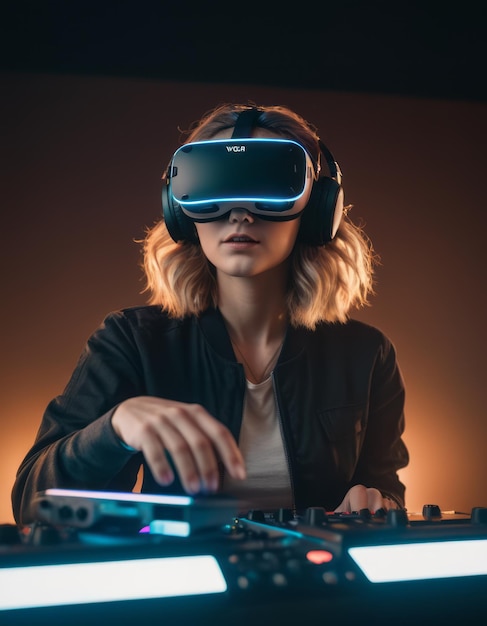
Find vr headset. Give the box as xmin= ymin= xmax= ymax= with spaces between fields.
xmin=162 ymin=108 xmax=344 ymax=246
xmin=164 ymin=138 xmax=316 ymax=222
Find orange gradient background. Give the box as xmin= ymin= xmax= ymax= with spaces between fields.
xmin=1 ymin=72 xmax=486 ymax=523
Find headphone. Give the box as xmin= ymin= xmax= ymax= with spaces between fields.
xmin=162 ymin=108 xmax=344 ymax=246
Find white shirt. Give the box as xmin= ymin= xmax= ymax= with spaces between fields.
xmin=222 ymin=375 xmax=293 ymax=512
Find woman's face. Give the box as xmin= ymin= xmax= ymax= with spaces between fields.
xmin=194 ymin=128 xmax=301 ymax=280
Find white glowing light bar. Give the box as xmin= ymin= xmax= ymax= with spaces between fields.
xmin=348 ymin=539 xmax=487 ymax=583
xmin=43 ymin=488 xmax=193 ymax=506
xmin=0 ymin=555 xmax=227 ymax=611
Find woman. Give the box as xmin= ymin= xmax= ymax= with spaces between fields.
xmin=12 ymin=103 xmax=408 ymax=525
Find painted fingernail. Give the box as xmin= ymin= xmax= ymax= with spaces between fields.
xmin=187 ymin=478 xmax=200 ymax=494
xmin=159 ymin=470 xmax=174 ymax=485
xmin=206 ymin=476 xmax=218 ymax=492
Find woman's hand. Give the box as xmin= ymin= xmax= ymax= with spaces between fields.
xmin=111 ymin=396 xmax=246 ymax=495
xmin=335 ymin=484 xmax=399 ymax=513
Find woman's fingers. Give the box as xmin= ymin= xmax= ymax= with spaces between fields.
xmin=183 ymin=404 xmax=246 ymax=480
xmin=112 ymin=396 xmax=245 ymax=495
xmin=334 ymin=485 xmax=386 ymax=513
xmin=156 ymin=403 xmax=245 ymax=493
xmin=153 ymin=405 xmax=221 ymax=493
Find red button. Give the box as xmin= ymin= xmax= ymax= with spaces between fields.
xmin=306 ymin=550 xmax=334 ymax=564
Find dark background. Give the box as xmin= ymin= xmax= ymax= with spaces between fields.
xmin=1 ymin=1 xmax=486 ymax=523
xmin=1 ymin=0 xmax=487 ymax=102
xmin=1 ymin=1 xmax=486 ymax=102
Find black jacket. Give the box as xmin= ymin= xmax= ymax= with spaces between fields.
xmin=12 ymin=306 xmax=409 ymax=524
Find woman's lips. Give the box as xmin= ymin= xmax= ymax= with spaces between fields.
xmin=222 ymin=233 xmax=259 ymax=245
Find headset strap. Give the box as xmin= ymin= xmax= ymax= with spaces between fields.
xmin=231 ymin=108 xmax=263 ymax=138
xmin=318 ymin=139 xmax=342 ymax=185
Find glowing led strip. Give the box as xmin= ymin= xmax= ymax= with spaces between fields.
xmin=43 ymin=488 xmax=193 ymax=506
xmin=179 ymin=194 xmax=306 ymax=206
xmin=348 ymin=539 xmax=487 ymax=583
xmin=0 ymin=555 xmax=227 ymax=611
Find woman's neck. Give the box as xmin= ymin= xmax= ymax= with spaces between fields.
xmin=217 ymin=270 xmax=288 ymax=384
xmin=217 ymin=270 xmax=288 ymax=343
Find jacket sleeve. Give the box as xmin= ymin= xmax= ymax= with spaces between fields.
xmin=11 ymin=312 xmax=145 ymax=525
xmin=351 ymin=334 xmax=409 ymax=508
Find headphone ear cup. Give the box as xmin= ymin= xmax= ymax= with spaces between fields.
xmin=299 ymin=177 xmax=344 ymax=246
xmin=162 ymin=183 xmax=198 ymax=243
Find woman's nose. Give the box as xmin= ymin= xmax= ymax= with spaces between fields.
xmin=228 ymin=207 xmax=255 ymax=223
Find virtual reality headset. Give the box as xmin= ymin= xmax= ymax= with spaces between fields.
xmin=163 ymin=138 xmax=316 ymax=222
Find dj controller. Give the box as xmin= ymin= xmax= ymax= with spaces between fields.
xmin=1 ymin=489 xmax=486 ymax=625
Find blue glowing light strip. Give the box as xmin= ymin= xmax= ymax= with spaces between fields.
xmin=348 ymin=539 xmax=487 ymax=583
xmin=0 ymin=555 xmax=227 ymax=611
xmin=175 ymin=137 xmax=305 ymax=150
xmin=178 ymin=194 xmax=305 ymax=206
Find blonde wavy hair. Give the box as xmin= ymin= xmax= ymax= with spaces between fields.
xmin=142 ymin=103 xmax=378 ymax=329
